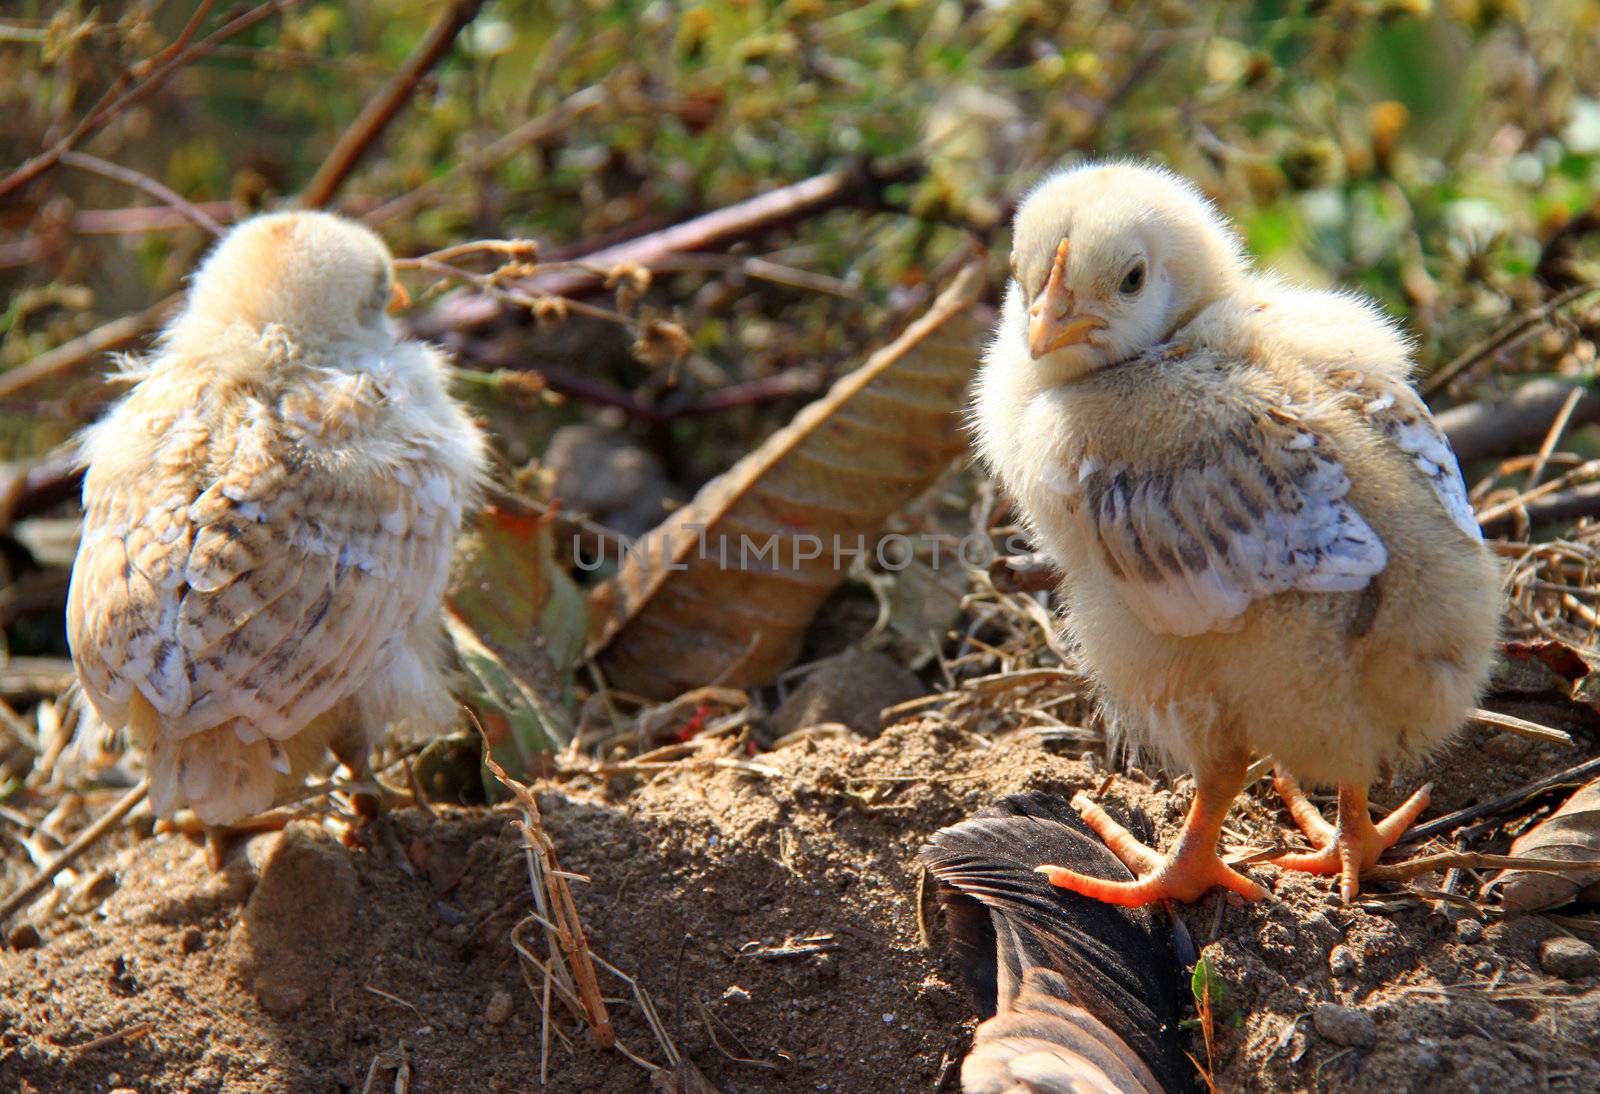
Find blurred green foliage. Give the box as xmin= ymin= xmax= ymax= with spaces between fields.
xmin=2 ymin=0 xmax=1600 ymax=448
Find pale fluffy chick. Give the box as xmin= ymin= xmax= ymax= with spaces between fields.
xmin=974 ymin=162 xmax=1501 ymax=906
xmin=67 ymin=211 xmax=486 ymax=827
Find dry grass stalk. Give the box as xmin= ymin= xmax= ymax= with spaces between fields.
xmin=0 ymin=776 xmax=148 ymax=927
xmin=481 ymin=748 xmax=613 ymax=1050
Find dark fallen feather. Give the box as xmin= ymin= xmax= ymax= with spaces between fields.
xmin=919 ymin=792 xmax=1196 ymax=1094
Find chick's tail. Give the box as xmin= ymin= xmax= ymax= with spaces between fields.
xmin=142 ymin=709 xmax=277 ymax=826
xmin=918 ymin=792 xmax=1196 ymax=1094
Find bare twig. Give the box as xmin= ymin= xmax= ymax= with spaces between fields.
xmin=1422 ymin=285 xmax=1598 ymax=397
xmin=70 ymin=202 xmax=235 ymax=235
xmin=59 ymin=150 xmax=224 ymax=236
xmin=1522 ymin=385 xmax=1585 ymax=493
xmin=1369 ymin=850 xmax=1600 ymax=884
xmin=0 ymin=777 xmax=149 ymax=927
xmin=298 ymin=0 xmax=487 ymax=209
xmin=1438 ymin=379 xmax=1600 ymax=465
xmin=0 ymin=0 xmax=294 ymax=200
xmin=432 ymin=159 xmax=919 ymax=330
xmin=0 ymin=295 xmax=180 ymax=400
xmin=479 ymin=741 xmax=614 ymax=1048
xmin=1396 ymin=756 xmax=1600 ymax=847
xmin=1480 ymin=480 xmax=1600 ymax=535
xmin=1467 ymin=707 xmax=1574 ymax=747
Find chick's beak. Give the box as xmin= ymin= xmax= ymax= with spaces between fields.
xmin=1026 ymin=239 xmax=1106 ymax=359
xmin=387 ymin=279 xmax=411 ymax=315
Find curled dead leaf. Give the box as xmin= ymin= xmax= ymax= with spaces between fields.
xmin=633 ymin=318 xmax=692 ymax=368
xmin=589 ymin=262 xmax=985 ymax=698
xmin=1487 ymin=777 xmax=1600 ymax=912
xmin=533 ymin=296 xmax=570 ymax=327
xmin=608 ymin=261 xmax=653 ymax=312
xmin=1496 ymin=639 xmax=1600 ymax=713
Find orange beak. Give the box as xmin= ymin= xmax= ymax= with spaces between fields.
xmin=388 ymin=279 xmax=411 ymax=315
xmin=1027 ymin=238 xmax=1106 ymax=359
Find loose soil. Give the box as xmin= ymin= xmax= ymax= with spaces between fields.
xmin=2 ymin=716 xmax=1599 ymax=1092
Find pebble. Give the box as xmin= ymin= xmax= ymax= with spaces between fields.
xmin=1483 ymin=733 xmax=1533 ymax=761
xmin=1453 ymin=917 xmax=1484 ymax=944
xmin=6 ymin=923 xmax=40 ymax=950
xmin=1311 ymin=1003 xmax=1376 ymax=1048
xmin=1539 ymin=937 xmax=1600 ymax=979
xmin=1328 ymin=945 xmax=1356 ymax=977
xmin=179 ymin=927 xmax=205 ymax=954
xmin=484 ymin=990 xmax=514 ymax=1026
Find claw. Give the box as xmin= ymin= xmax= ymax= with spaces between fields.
xmin=1270 ymin=769 xmax=1431 ymax=902
xmin=1041 ymin=764 xmax=1268 ymax=908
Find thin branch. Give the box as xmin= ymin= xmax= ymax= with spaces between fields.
xmin=59 ymin=150 xmax=224 ymax=236
xmin=1422 ymin=285 xmax=1598 ymax=398
xmin=0 ymin=0 xmax=218 ymax=199
xmin=0 ymin=295 xmax=180 ymax=401
xmin=298 ymin=0 xmax=486 ymax=209
xmin=0 ymin=778 xmax=149 ymax=927
xmin=1438 ymin=379 xmax=1600 ymax=465
xmin=1480 ymin=480 xmax=1600 ymax=536
xmin=1369 ymin=850 xmax=1600 ymax=885
xmin=0 ymin=0 xmax=294 ymax=200
xmin=431 ymin=159 xmax=921 ymax=330
xmin=70 ymin=201 xmax=236 ymax=235
xmin=1396 ymin=755 xmax=1600 ymax=847
xmin=1466 ymin=707 xmax=1573 ymax=747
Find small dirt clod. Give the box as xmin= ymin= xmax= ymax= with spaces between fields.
xmin=1539 ymin=937 xmax=1600 ymax=980
xmin=484 ymin=989 xmax=514 ymax=1026
xmin=1311 ymin=1002 xmax=1377 ymax=1048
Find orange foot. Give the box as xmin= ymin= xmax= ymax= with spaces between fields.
xmin=1036 ymin=791 xmax=1268 ymax=908
xmin=1269 ymin=770 xmax=1432 ymax=903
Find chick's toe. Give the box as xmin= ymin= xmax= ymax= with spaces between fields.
xmin=1269 ymin=770 xmax=1432 ymax=902
xmin=1039 ymin=780 xmax=1267 ymax=908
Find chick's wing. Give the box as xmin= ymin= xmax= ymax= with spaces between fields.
xmin=1324 ymin=368 xmax=1479 ymax=540
xmin=1054 ymin=364 xmax=1387 ymax=638
xmin=69 ymin=379 xmax=458 ymax=749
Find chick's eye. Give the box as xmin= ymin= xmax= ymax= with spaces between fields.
xmin=1120 ymin=262 xmax=1145 ymax=296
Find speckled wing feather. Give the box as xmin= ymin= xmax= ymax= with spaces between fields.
xmin=1046 ymin=368 xmax=1386 ymax=638
xmin=1325 ymin=367 xmax=1481 ymax=540
xmin=963 ymin=968 xmax=1167 ymax=1094
xmin=67 ymin=363 xmax=463 ymax=815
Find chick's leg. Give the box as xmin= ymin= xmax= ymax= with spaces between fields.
xmin=1038 ymin=753 xmax=1268 ymax=907
xmin=1269 ymin=770 xmax=1432 ymax=903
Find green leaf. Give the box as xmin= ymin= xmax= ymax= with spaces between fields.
xmin=446 ymin=503 xmax=586 ymax=780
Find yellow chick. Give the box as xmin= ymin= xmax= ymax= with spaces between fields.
xmin=67 ymin=212 xmax=486 ymax=827
xmin=973 ymin=162 xmax=1501 ymax=905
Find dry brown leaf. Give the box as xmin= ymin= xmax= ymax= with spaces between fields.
xmin=590 ymin=263 xmax=985 ymax=698
xmin=1487 ymin=777 xmax=1600 ymax=912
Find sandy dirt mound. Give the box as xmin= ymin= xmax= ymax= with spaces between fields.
xmin=3 ymin=719 xmax=1599 ymax=1092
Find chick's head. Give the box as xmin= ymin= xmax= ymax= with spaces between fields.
xmin=1006 ymin=162 xmax=1246 ymax=380
xmin=175 ymin=211 xmax=401 ymax=351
